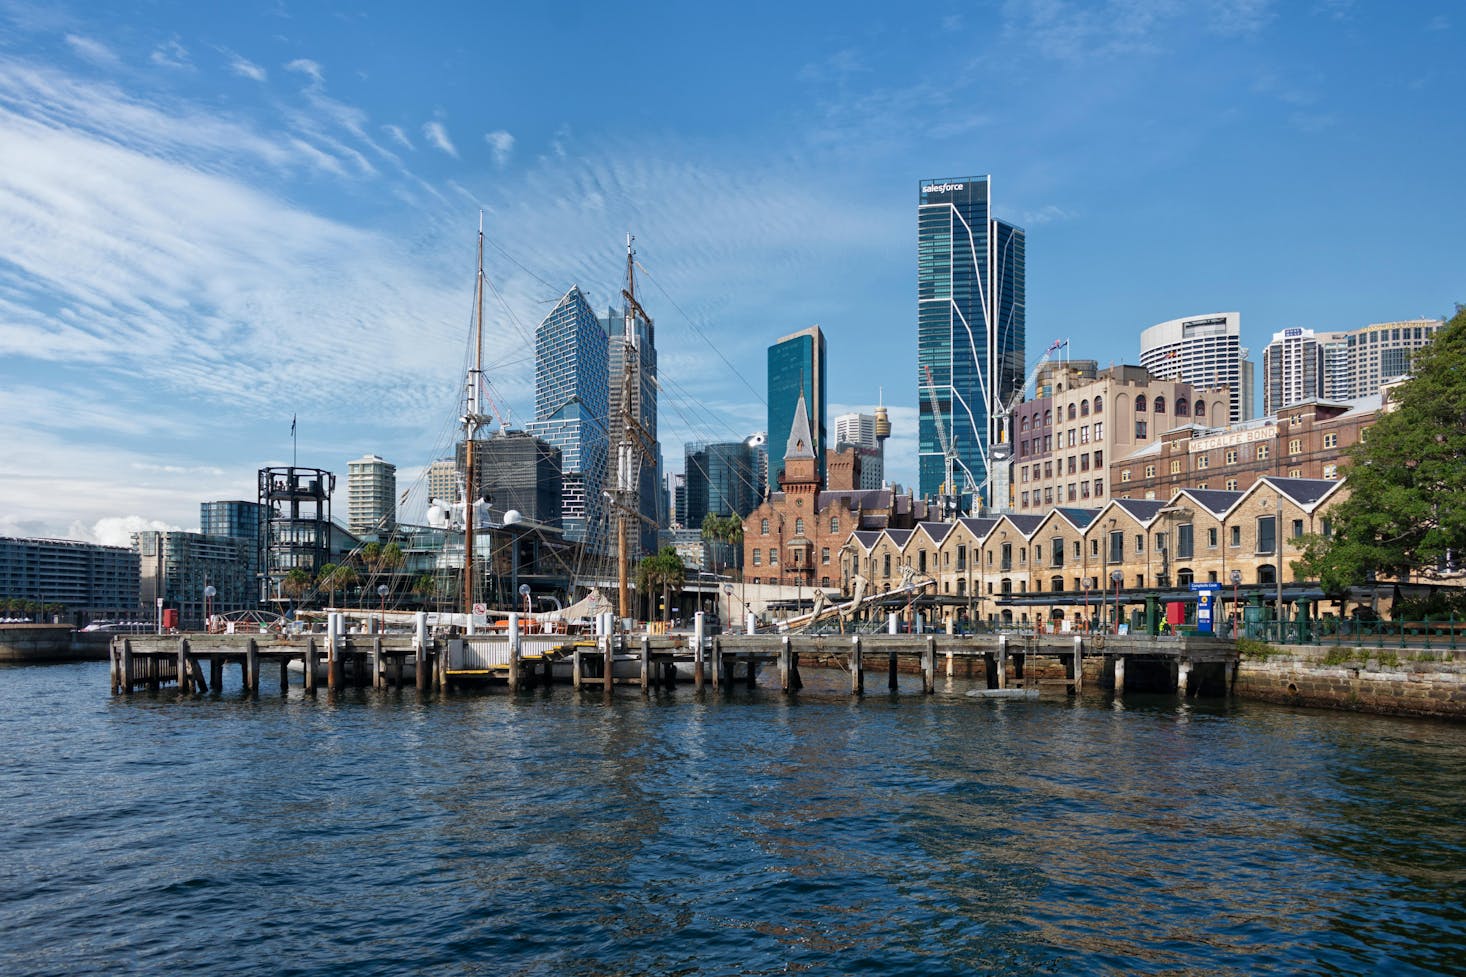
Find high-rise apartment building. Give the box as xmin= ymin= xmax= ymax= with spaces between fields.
xmin=833 ymin=408 xmax=890 ymax=490
xmin=1261 ymin=328 xmax=1348 ymax=416
xmin=917 ymin=176 xmax=1025 ymax=507
xmin=767 ymin=326 xmax=827 ymax=494
xmin=607 ymin=301 xmax=661 ymax=560
xmin=1139 ymin=312 xmax=1253 ymax=423
xmin=346 ymin=454 xmax=397 ymax=536
xmin=525 ymin=287 xmax=610 ymax=545
xmin=136 ymin=530 xmax=255 ymax=628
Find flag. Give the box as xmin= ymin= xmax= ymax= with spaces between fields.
xmin=1046 ymin=338 xmax=1067 ymax=353
xmin=290 ymin=414 xmax=296 ymax=437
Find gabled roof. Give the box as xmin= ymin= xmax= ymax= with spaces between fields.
xmin=914 ymin=521 xmax=954 ymax=544
xmin=1117 ymin=441 xmax=1163 ymax=461
xmin=1254 ymin=475 xmax=1346 ymax=511
xmin=1176 ymin=488 xmax=1243 ymax=516
xmin=882 ymin=528 xmax=915 ymax=548
xmin=1001 ymin=514 xmax=1046 ymax=537
xmin=1054 ymin=507 xmax=1102 ymax=529
xmin=849 ymin=530 xmax=883 ymax=552
xmin=1110 ymin=498 xmax=1167 ymax=524
xmin=958 ymin=516 xmax=999 ymax=540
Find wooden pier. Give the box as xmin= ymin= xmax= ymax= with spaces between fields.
xmin=110 ymin=623 xmax=1237 ymax=700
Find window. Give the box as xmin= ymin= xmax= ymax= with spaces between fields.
xmin=1021 ymin=491 xmax=1030 ymax=506
xmin=821 ymin=547 xmax=830 ymax=565
xmin=1068 ymin=456 xmax=1077 ymax=474
xmin=1094 ymin=449 xmax=1103 ymax=465
xmin=1230 ymin=525 xmax=1241 ymax=547
xmin=1045 ymin=462 xmax=1053 ymax=478
xmin=882 ymin=554 xmax=889 ymax=575
xmin=1170 ymin=460 xmax=1183 ymax=474
xmin=1068 ymin=484 xmax=1077 ymax=501
xmin=1175 ymin=398 xmax=1189 ymax=416
xmin=1081 ymin=399 xmax=1090 ymax=416
xmin=1021 ymin=416 xmax=1030 ymax=431
xmin=1194 ymin=403 xmax=1205 ymax=421
xmin=1051 ymin=537 xmax=1065 ymax=568
xmin=1288 ymin=468 xmax=1302 ymax=478
xmin=1081 ymin=454 xmax=1090 ymax=471
xmin=1094 ymin=422 xmax=1103 ymax=440
xmin=1226 ymin=449 xmax=1238 ymax=464
xmin=1207 ymin=527 xmax=1218 ymax=548
xmin=1154 ymin=396 xmax=1166 ymax=414
xmin=1068 ymin=404 xmax=1077 ymax=420
xmin=1323 ymin=463 xmax=1338 ymax=479
xmin=794 ymin=517 xmax=804 ymax=535
xmin=1091 ymin=538 xmax=1099 ymax=556
xmin=1291 ymin=519 xmax=1303 ymax=540
xmin=918 ymin=550 xmax=927 ymax=572
xmin=1177 ymin=524 xmax=1194 ymax=558
xmin=1109 ymin=531 xmax=1124 ymax=563
xmin=1094 ymin=478 xmax=1103 ymax=495
xmin=761 ymin=518 xmax=769 ymax=535
xmin=1256 ymin=444 xmax=1269 ymax=461
xmin=1136 ymin=420 xmax=1148 ymax=439
xmin=1226 ymin=479 xmax=1238 ymax=491
xmin=1068 ymin=430 xmax=1076 ymax=447
xmin=1289 ymin=438 xmax=1302 ymax=455
xmin=957 ymin=545 xmax=966 ymax=570
xmin=1136 ymin=395 xmax=1147 ymax=412
xmin=1197 ymin=455 xmax=1209 ymax=469
xmin=830 ymin=515 xmax=839 ymax=534
xmin=1145 ymin=464 xmax=1156 ymax=478
xmin=753 ymin=549 xmax=761 ymax=566
xmin=1135 ymin=534 xmax=1145 ymax=553
xmin=1001 ymin=543 xmax=1013 ymax=571
xmin=1093 ymin=395 xmax=1103 ymax=413
xmin=1080 ymin=426 xmax=1090 ymax=444
xmin=1044 ymin=409 xmax=1052 ymax=426
xmin=1121 ymin=469 xmax=1132 ymax=483
xmin=1323 ymin=433 xmax=1338 ymax=449
xmin=770 ymin=548 xmax=779 ymax=565
xmin=1073 ymin=540 xmax=1081 ymax=559
xmin=1256 ymin=516 xmax=1276 ymax=554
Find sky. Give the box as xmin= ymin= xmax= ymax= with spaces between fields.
xmin=0 ymin=0 xmax=1461 ymax=547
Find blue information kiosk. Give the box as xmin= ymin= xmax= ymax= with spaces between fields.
xmin=1191 ymin=582 xmax=1221 ymax=634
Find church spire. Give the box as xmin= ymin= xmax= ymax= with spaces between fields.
xmin=785 ymin=386 xmax=815 ymax=461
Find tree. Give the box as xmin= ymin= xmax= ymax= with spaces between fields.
xmin=1297 ymin=305 xmax=1466 ymax=593
xmin=411 ymin=573 xmax=441 ymax=608
xmin=701 ymin=513 xmax=745 ymax=581
xmin=635 ymin=547 xmax=686 ymax=623
xmin=281 ymin=568 xmax=314 ymax=603
xmin=316 ymin=563 xmax=359 ymax=607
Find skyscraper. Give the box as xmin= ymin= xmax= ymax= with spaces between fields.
xmin=684 ymin=440 xmax=760 ymax=527
xmin=1139 ymin=312 xmax=1254 ymax=423
xmin=425 ymin=459 xmax=457 ymax=505
xmin=346 ymin=454 xmax=396 ymax=536
xmin=525 ymin=286 xmax=610 ymax=545
xmin=833 ymin=409 xmax=889 ymax=490
xmin=767 ymin=326 xmax=826 ymax=495
xmin=1262 ymin=327 xmax=1348 ymax=415
xmin=1345 ymin=318 xmax=1445 ymax=401
xmin=917 ymin=176 xmax=1025 ymax=507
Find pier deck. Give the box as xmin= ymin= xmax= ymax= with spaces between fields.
xmin=110 ymin=629 xmax=1237 ymax=698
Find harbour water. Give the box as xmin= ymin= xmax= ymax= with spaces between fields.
xmin=2 ymin=661 xmax=1463 ymax=976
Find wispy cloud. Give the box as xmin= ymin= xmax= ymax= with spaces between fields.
xmin=485 ymin=129 xmax=514 ymax=167
xmin=150 ymin=38 xmax=191 ymax=70
xmin=285 ymin=57 xmax=323 ymax=85
xmin=383 ymin=124 xmax=412 ymax=149
xmin=423 ymin=119 xmax=457 ymax=157
xmin=225 ymin=51 xmax=266 ymax=81
xmin=64 ymin=34 xmax=119 ymax=66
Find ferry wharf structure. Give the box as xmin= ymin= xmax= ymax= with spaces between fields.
xmin=109 ymin=614 xmax=1238 ymax=699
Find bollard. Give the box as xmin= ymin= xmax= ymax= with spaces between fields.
xmin=694 ymin=611 xmax=706 ymax=692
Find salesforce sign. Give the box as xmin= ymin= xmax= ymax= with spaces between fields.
xmin=922 ymin=182 xmax=965 ymax=195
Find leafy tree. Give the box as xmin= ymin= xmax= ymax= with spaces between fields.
xmin=635 ymin=547 xmax=686 ymax=623
xmin=381 ymin=542 xmax=404 ymax=571
xmin=1297 ymin=305 xmax=1466 ymax=593
xmin=316 ymin=563 xmax=359 ymax=607
xmin=281 ymin=568 xmax=314 ymax=603
xmin=411 ymin=573 xmax=441 ymax=608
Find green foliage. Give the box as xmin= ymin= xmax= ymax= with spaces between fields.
xmin=1321 ymin=647 xmax=1356 ymax=666
xmin=1298 ymin=306 xmax=1466 ymax=591
xmin=1391 ymin=589 xmax=1466 ymax=621
xmin=635 ymin=547 xmax=686 ymax=622
xmin=281 ymin=568 xmax=313 ymax=601
xmin=1235 ymin=637 xmax=1280 ymax=660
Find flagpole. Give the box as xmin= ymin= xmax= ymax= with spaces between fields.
xmin=291 ymin=414 xmax=297 ymax=469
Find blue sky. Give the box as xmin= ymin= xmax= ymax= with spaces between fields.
xmin=0 ymin=0 xmax=1460 ymax=545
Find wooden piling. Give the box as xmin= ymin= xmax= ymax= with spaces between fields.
xmin=210 ymin=654 xmax=223 ymax=693
xmin=639 ymin=636 xmax=650 ymax=694
xmin=415 ymin=634 xmax=428 ymax=693
xmin=693 ymin=615 xmax=705 ymax=692
xmin=711 ymin=636 xmax=721 ymax=691
xmin=923 ymin=636 xmax=936 ymax=694
xmin=109 ymin=640 xmax=120 ymax=694
xmin=1072 ymin=636 xmax=1084 ymax=693
xmin=245 ymin=639 xmax=260 ymax=694
xmin=572 ymin=646 xmax=583 ymax=689
xmin=371 ymin=637 xmax=383 ymax=689
xmin=888 ymin=652 xmax=898 ymax=691
xmin=602 ymin=634 xmax=613 ymax=693
xmin=1177 ymin=658 xmax=1192 ymax=698
xmin=1113 ymin=655 xmax=1126 ymax=695
xmin=304 ymin=638 xmax=317 ymax=693
xmin=850 ymin=636 xmax=864 ymax=696
xmin=779 ymin=636 xmax=791 ymax=693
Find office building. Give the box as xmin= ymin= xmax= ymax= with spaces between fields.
xmin=0 ymin=536 xmax=139 ymax=621
xmin=745 ymin=432 xmax=768 ymax=499
xmin=607 ymin=301 xmax=662 ymax=560
xmin=767 ymin=326 xmax=827 ymax=494
xmin=833 ymin=407 xmax=890 ymax=490
xmin=1139 ymin=312 xmax=1253 ymax=423
xmin=346 ymin=454 xmax=397 ymax=536
xmin=457 ymin=432 xmax=563 ymax=530
xmin=200 ymin=499 xmax=267 ymax=598
xmin=1345 ymin=318 xmax=1445 ymax=401
xmin=136 ymin=530 xmax=256 ymax=629
xmin=426 ymin=459 xmax=457 ymax=505
xmin=685 ymin=441 xmax=760 ymax=527
xmin=525 ymin=287 xmax=611 ymax=546
xmin=917 ymin=176 xmax=1025 ymax=506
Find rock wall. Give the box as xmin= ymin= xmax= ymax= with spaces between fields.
xmin=1235 ymin=646 xmax=1466 ymax=721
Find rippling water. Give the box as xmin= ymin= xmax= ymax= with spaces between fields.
xmin=2 ymin=661 xmax=1463 ymax=976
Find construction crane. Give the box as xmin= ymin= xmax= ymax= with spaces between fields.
xmin=985 ymin=339 xmax=1069 ymax=513
xmin=923 ymin=364 xmax=972 ymax=520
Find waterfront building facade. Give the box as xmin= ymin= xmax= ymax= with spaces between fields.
xmin=606 ymin=303 xmax=662 ymax=560
xmin=1139 ymin=312 xmax=1253 ymax=423
xmin=1112 ymin=394 xmax=1379 ymax=500
xmin=525 ymin=287 xmax=610 ymax=546
xmin=767 ymin=326 xmax=827 ymax=494
xmin=0 ymin=536 xmax=139 ymax=621
xmin=917 ymin=176 xmax=1026 ymax=507
xmin=346 ymin=454 xmax=397 ymax=536
xmin=1011 ymin=366 xmax=1217 ymax=514
xmin=135 ymin=530 xmax=255 ymax=629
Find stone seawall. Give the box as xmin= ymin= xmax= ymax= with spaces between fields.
xmin=0 ymin=625 xmax=110 ymax=663
xmin=1235 ymin=645 xmax=1466 ymax=721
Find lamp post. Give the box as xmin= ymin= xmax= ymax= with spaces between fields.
xmin=203 ymin=585 xmax=216 ymax=633
xmin=1110 ymin=569 xmax=1124 ymax=635
xmin=377 ymin=584 xmax=389 ymax=632
xmin=723 ymin=583 xmax=733 ymax=631
xmin=1082 ymin=577 xmax=1094 ymax=633
xmin=1230 ymin=569 xmax=1242 ymax=639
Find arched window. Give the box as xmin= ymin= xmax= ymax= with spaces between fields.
xmin=794 ymin=517 xmax=804 ymax=535
xmin=1093 ymin=395 xmax=1103 ymax=413
xmin=761 ymin=518 xmax=769 ymax=535
xmin=1044 ymin=408 xmax=1052 ymax=425
xmin=830 ymin=515 xmax=839 ymax=534
xmin=1021 ymin=415 xmax=1030 ymax=432
xmin=1175 ymin=398 xmax=1189 ymax=417
xmin=1051 ymin=575 xmax=1064 ymax=593
xmin=1135 ymin=395 xmax=1148 ymax=412
xmin=1080 ymin=399 xmax=1090 ymax=416
xmin=1193 ymin=401 xmax=1205 ymax=421
xmin=1067 ymin=404 xmax=1077 ymax=420
xmin=1153 ymin=396 xmax=1166 ymax=414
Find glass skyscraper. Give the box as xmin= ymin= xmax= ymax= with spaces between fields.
xmin=684 ymin=441 xmax=760 ymax=526
xmin=917 ymin=176 xmax=1025 ymax=507
xmin=525 ymin=287 xmax=610 ymax=546
xmin=766 ymin=326 xmax=826 ymax=494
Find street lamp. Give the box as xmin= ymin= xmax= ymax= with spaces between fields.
xmin=377 ymin=584 xmax=389 ymax=632
xmin=1110 ymin=569 xmax=1124 ymax=635
xmin=723 ymin=583 xmax=734 ymax=631
xmin=1230 ymin=569 xmax=1242 ymax=638
xmin=1082 ymin=577 xmax=1094 ymax=632
xmin=203 ymin=585 xmax=217 ymax=633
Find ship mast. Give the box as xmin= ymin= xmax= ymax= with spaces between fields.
xmin=615 ymin=233 xmax=655 ymax=621
xmin=462 ymin=215 xmax=488 ymax=615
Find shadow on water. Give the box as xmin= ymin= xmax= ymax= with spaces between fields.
xmin=1 ymin=661 xmax=1463 ymax=977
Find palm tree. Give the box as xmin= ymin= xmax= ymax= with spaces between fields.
xmin=281 ymin=568 xmax=313 ymax=604
xmin=411 ymin=573 xmax=440 ymax=609
xmin=635 ymin=547 xmax=685 ymax=623
xmin=316 ymin=563 xmax=359 ymax=607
